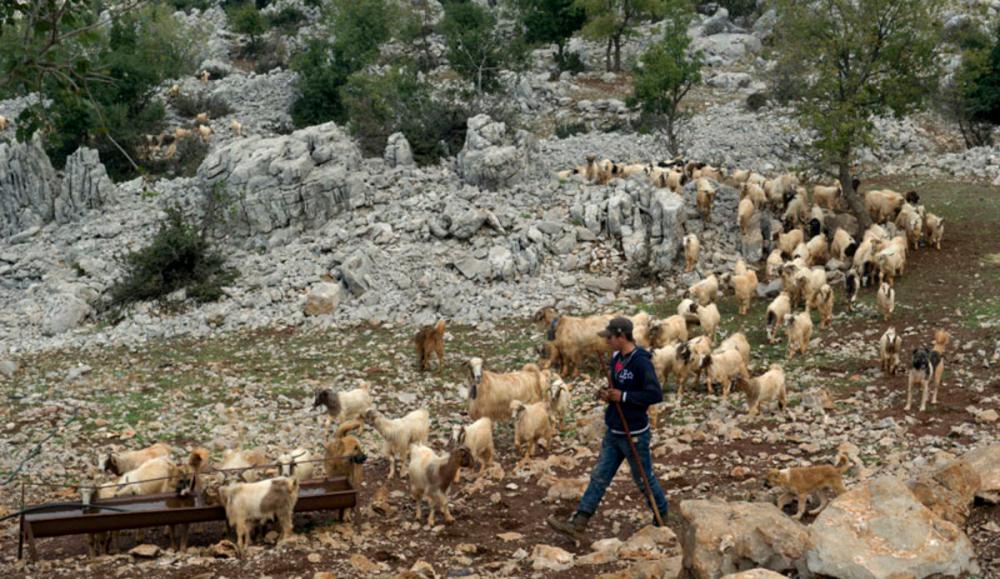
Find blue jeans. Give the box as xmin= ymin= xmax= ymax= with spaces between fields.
xmin=577 ymin=429 xmax=669 ymax=520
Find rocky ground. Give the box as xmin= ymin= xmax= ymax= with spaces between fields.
xmin=0 ymin=176 xmax=998 ymax=578
xmin=3 ymin=1 xmax=1000 ymax=577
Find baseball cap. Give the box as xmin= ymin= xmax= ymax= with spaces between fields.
xmin=598 ymin=317 xmax=633 ymax=338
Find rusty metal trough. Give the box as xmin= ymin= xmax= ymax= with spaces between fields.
xmin=18 ymin=477 xmax=356 ymax=561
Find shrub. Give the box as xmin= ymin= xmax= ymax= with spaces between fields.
xmin=253 ymin=36 xmax=290 ymax=73
xmin=746 ymin=92 xmax=768 ymax=111
xmin=558 ymin=51 xmax=586 ymax=74
xmin=107 ymin=206 xmax=237 ymax=311
xmin=228 ymin=2 xmax=268 ymax=55
xmin=144 ymin=135 xmax=209 ymax=178
xmin=171 ymin=91 xmax=235 ymax=120
xmin=169 ymin=0 xmax=213 ymax=11
xmin=290 ymin=39 xmax=351 ymax=127
xmin=716 ymin=0 xmax=758 ymax=20
xmin=555 ymin=120 xmax=588 ymax=139
xmin=267 ymin=6 xmax=306 ymax=33
xmin=341 ymin=65 xmax=468 ymax=165
xmin=199 ymin=63 xmax=230 ymax=80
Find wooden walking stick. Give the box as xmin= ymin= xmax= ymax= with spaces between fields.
xmin=607 ymin=357 xmax=665 ymax=527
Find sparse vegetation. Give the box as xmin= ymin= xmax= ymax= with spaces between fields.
xmin=106 ymin=206 xmax=237 ymax=313
xmin=343 ymin=64 xmax=468 ymax=165
xmin=170 ymin=91 xmax=235 ymax=120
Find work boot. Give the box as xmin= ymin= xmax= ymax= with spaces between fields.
xmin=547 ymin=511 xmax=590 ymax=542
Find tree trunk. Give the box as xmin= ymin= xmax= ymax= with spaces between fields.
xmin=605 ymin=38 xmax=613 ymax=72
xmin=838 ymin=156 xmax=872 ymax=231
xmin=557 ymin=41 xmax=564 ymax=63
xmin=666 ymin=109 xmax=677 ymax=156
xmin=613 ymin=35 xmax=622 ymax=72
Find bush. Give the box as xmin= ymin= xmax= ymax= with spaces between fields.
xmin=199 ymin=63 xmax=230 ymax=80
xmin=228 ymin=2 xmax=268 ymax=55
xmin=746 ymin=92 xmax=768 ymax=111
xmin=716 ymin=0 xmax=758 ymax=19
xmin=558 ymin=51 xmax=586 ymax=74
xmin=555 ymin=120 xmax=587 ymax=139
xmin=107 ymin=206 xmax=237 ymax=311
xmin=169 ymin=0 xmax=213 ymax=11
xmin=290 ymin=39 xmax=351 ymax=127
xmin=267 ymin=6 xmax=306 ymax=33
xmin=341 ymin=65 xmax=468 ymax=165
xmin=170 ymin=91 xmax=235 ymax=120
xmin=144 ymin=135 xmax=209 ymax=178
xmin=253 ymin=36 xmax=290 ymax=73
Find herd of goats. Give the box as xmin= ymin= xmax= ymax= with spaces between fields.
xmin=66 ymin=155 xmax=952 ymax=560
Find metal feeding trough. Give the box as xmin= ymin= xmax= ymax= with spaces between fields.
xmin=17 ymin=477 xmax=357 ymax=561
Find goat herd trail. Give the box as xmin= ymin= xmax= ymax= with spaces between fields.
xmin=1 ymin=176 xmax=999 ymax=577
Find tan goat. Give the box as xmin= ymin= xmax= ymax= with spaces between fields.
xmin=467 ymin=358 xmax=548 ymax=421
xmin=683 ymin=233 xmax=700 ymax=273
xmin=785 ymin=311 xmax=813 ymax=359
xmin=511 ymin=400 xmax=557 ymax=468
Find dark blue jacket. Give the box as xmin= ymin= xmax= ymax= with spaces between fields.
xmin=604 ymin=347 xmax=663 ymax=433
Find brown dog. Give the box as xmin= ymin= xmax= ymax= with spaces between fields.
xmin=324 ymin=419 xmax=366 ymax=521
xmin=414 ymin=320 xmax=446 ymax=372
xmin=766 ymin=455 xmax=850 ymax=519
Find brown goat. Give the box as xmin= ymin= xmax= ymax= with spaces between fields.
xmin=415 ymin=320 xmax=446 ymax=372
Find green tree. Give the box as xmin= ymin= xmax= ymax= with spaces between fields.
xmin=290 ymin=0 xmax=398 ymax=127
xmin=440 ymin=0 xmax=527 ymax=94
xmin=230 ymin=2 xmax=268 ymax=54
xmin=772 ymin=0 xmax=942 ymax=228
xmin=944 ymin=43 xmax=994 ymax=148
xmin=574 ymin=0 xmax=667 ymax=72
xmin=10 ymin=3 xmax=199 ymax=178
xmin=630 ymin=1 xmax=701 ymax=154
xmin=518 ymin=0 xmax=587 ymax=64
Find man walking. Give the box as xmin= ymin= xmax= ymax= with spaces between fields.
xmin=547 ymin=316 xmax=669 ymax=541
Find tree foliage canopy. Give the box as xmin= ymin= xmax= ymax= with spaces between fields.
xmin=630 ymin=0 xmax=701 ymax=153
xmin=772 ymin=0 xmax=942 ymax=226
xmin=574 ymin=0 xmax=667 ymax=71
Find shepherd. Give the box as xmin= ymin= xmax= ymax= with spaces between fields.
xmin=547 ymin=317 xmax=668 ymax=541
